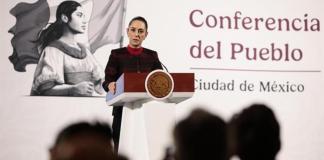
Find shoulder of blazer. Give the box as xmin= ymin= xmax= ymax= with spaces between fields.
xmin=111 ymin=47 xmax=127 ymax=55
xmin=143 ymin=48 xmax=157 ymax=55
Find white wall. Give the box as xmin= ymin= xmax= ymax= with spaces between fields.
xmin=1 ymin=0 xmax=324 ymax=160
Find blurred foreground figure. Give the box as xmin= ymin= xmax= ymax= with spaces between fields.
xmin=229 ymin=104 xmax=281 ymax=160
xmin=173 ymin=108 xmax=227 ymax=160
xmin=49 ymin=121 xmax=115 ymax=160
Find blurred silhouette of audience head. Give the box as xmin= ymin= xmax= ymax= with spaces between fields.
xmin=173 ymin=108 xmax=227 ymax=160
xmin=229 ymin=104 xmax=281 ymax=160
xmin=49 ymin=121 xmax=115 ymax=160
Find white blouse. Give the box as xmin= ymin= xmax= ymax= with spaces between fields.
xmin=31 ymin=42 xmax=104 ymax=96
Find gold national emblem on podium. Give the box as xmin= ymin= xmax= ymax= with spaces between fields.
xmin=145 ymin=70 xmax=174 ymax=100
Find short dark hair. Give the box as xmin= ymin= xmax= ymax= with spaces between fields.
xmin=53 ymin=121 xmax=112 ymax=146
xmin=173 ymin=108 xmax=227 ymax=160
xmin=128 ymin=16 xmax=148 ymax=30
xmin=233 ymin=104 xmax=281 ymax=160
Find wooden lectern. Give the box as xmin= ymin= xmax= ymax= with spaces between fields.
xmin=106 ymin=72 xmax=194 ymax=160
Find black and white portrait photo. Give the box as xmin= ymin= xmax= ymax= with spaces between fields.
xmin=9 ymin=0 xmax=125 ymax=96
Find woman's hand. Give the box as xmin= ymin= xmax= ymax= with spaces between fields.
xmin=71 ymin=81 xmax=94 ymax=96
xmin=108 ymin=82 xmax=116 ymax=94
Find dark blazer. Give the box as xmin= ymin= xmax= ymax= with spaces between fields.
xmin=102 ymin=47 xmax=163 ymax=92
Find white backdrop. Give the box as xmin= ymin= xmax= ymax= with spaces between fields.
xmin=1 ymin=0 xmax=324 ymax=160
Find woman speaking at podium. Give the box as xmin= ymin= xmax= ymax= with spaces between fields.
xmin=102 ymin=16 xmax=163 ymax=154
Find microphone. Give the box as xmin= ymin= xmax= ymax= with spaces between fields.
xmin=150 ymin=51 xmax=169 ymax=72
xmin=159 ymin=60 xmax=169 ymax=73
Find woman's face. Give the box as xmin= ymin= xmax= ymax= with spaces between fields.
xmin=127 ymin=20 xmax=148 ymax=48
xmin=68 ymin=6 xmax=87 ymax=34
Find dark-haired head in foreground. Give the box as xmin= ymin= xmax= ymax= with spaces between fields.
xmin=49 ymin=121 xmax=114 ymax=160
xmin=230 ymin=104 xmax=281 ymax=160
xmin=173 ymin=108 xmax=227 ymax=160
